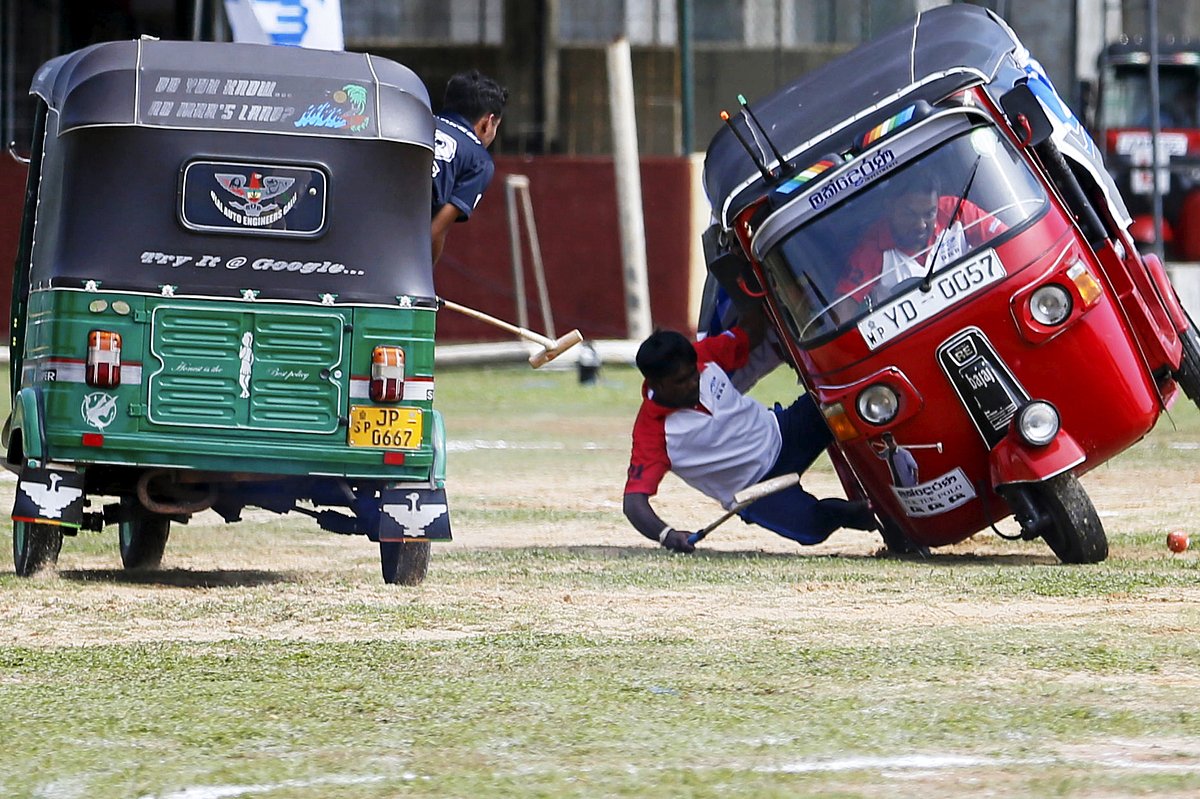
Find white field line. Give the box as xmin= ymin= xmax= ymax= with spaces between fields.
xmin=136 ymin=774 xmax=397 ymax=799
xmin=755 ymin=752 xmax=1200 ymax=775
xmin=447 ymin=439 xmax=612 ymax=452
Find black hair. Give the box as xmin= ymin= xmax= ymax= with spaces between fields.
xmin=635 ymin=330 xmax=696 ymax=381
xmin=442 ymin=70 xmax=508 ymax=124
xmin=894 ymin=171 xmax=941 ymax=198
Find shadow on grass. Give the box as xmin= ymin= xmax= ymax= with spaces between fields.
xmin=481 ymin=544 xmax=1057 ymax=567
xmin=56 ymin=568 xmax=291 ymax=588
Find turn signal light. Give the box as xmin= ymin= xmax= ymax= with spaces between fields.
xmin=86 ymin=330 xmax=121 ymax=387
xmin=821 ymin=401 xmax=860 ymax=442
xmin=1066 ymin=260 xmax=1103 ymax=307
xmin=370 ymin=345 xmax=405 ymax=402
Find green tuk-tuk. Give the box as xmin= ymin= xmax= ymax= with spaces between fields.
xmin=7 ymin=38 xmax=449 ymax=583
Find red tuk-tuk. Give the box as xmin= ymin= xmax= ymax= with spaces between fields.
xmin=701 ymin=4 xmax=1200 ymax=562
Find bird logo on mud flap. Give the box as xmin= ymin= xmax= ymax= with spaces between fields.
xmin=380 ymin=490 xmax=452 ymax=541
xmin=14 ymin=469 xmax=85 ymax=526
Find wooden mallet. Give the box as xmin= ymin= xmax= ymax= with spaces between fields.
xmin=439 ymin=298 xmax=584 ymax=368
xmin=687 ymin=473 xmax=802 ymax=545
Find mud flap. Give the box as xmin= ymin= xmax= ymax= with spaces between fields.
xmin=13 ymin=467 xmax=85 ymax=529
xmin=378 ymin=487 xmax=452 ymax=542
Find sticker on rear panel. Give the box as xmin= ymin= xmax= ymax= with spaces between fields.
xmin=180 ymin=161 xmax=327 ymax=237
xmin=890 ymin=467 xmax=976 ymax=517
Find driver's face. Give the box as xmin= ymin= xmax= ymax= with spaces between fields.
xmin=889 ymin=190 xmax=940 ymax=251
xmin=650 ymin=357 xmax=700 ymax=409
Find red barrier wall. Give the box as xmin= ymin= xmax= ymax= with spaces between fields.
xmin=435 ymin=155 xmax=695 ymax=342
xmin=0 ymin=159 xmax=26 ymax=334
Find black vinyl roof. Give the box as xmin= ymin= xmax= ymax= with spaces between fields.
xmin=31 ymin=38 xmax=433 ymax=148
xmin=703 ymin=3 xmax=1020 ymax=226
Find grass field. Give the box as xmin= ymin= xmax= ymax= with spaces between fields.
xmin=2 ymin=363 xmax=1200 ymax=798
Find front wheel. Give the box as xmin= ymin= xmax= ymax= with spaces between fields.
xmin=1028 ymin=474 xmax=1108 ymax=564
xmin=118 ymin=498 xmax=171 ymax=570
xmin=1173 ymin=312 xmax=1200 ymax=409
xmin=13 ymin=521 xmax=63 ymax=576
xmin=380 ymin=540 xmax=430 ymax=585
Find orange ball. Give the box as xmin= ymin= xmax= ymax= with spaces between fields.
xmin=1168 ymin=530 xmax=1189 ymax=553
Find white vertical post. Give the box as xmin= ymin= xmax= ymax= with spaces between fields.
xmin=607 ymin=36 xmax=653 ymax=341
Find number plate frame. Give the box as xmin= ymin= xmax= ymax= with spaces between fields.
xmin=858 ymin=249 xmax=1006 ymax=350
xmin=348 ymin=406 xmax=423 ymax=449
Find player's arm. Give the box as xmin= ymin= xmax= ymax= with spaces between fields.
xmin=431 ymin=203 xmax=460 ymax=265
xmin=623 ymin=492 xmax=695 ymax=553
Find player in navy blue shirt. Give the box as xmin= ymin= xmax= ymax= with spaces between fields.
xmin=431 ymin=70 xmax=509 ymax=264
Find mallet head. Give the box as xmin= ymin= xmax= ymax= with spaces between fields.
xmin=529 ymin=329 xmax=584 ymax=368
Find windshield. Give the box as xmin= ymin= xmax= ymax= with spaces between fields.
xmin=760 ymin=126 xmax=1048 ymax=346
xmin=1100 ymin=64 xmax=1200 ymax=129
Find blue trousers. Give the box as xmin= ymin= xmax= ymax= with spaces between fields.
xmin=737 ymin=394 xmax=853 ymax=545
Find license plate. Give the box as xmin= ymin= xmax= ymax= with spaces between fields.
xmin=348 ymin=406 xmax=423 ymax=448
xmin=857 ymin=249 xmax=1005 ymax=350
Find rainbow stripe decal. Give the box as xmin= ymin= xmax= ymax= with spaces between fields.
xmin=774 ymin=158 xmax=840 ymax=196
xmin=860 ymin=105 xmax=916 ymax=148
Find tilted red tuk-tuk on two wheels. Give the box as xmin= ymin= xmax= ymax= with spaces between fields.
xmin=701 ymin=4 xmax=1200 ymax=563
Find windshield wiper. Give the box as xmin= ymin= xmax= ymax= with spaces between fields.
xmin=920 ymin=154 xmax=982 ymax=292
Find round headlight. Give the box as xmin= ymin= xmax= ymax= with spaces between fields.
xmin=1030 ymin=284 xmax=1073 ymax=326
xmin=1016 ymin=400 xmax=1060 ymax=446
xmin=857 ymin=384 xmax=900 ymax=425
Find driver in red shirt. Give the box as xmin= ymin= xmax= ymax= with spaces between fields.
xmin=839 ymin=173 xmax=1003 ymax=303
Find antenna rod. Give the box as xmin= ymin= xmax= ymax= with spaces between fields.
xmin=738 ymin=93 xmax=789 ymax=171
xmin=721 ymin=110 xmax=773 ymax=182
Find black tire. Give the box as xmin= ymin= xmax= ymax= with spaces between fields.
xmin=1030 ymin=474 xmax=1108 ymax=564
xmin=380 ymin=540 xmax=430 ymax=585
xmin=118 ymin=499 xmax=170 ymax=570
xmin=1173 ymin=313 xmax=1200 ymax=408
xmin=13 ymin=520 xmax=63 ymax=576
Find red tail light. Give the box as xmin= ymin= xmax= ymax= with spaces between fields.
xmin=87 ymin=330 xmax=122 ymax=387
xmin=370 ymin=345 xmax=405 ymax=402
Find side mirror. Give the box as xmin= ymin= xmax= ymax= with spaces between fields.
xmin=702 ymin=223 xmax=748 ymax=291
xmin=999 ymin=83 xmax=1055 ymax=146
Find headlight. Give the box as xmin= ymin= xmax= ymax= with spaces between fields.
xmin=1029 ymin=284 xmax=1073 ymax=326
xmin=856 ymin=383 xmax=900 ymax=425
xmin=1015 ymin=400 xmax=1059 ymax=446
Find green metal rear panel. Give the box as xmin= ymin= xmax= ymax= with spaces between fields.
xmin=22 ymin=289 xmax=439 ymax=480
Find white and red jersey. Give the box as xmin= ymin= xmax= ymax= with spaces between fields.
xmin=624 ymin=328 xmax=781 ymax=508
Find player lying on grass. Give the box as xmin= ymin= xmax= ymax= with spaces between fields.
xmin=623 ymin=320 xmax=877 ymax=553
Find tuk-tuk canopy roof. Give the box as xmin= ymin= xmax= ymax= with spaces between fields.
xmin=31 ymin=38 xmax=432 ymax=148
xmin=704 ymin=3 xmax=1021 ymax=227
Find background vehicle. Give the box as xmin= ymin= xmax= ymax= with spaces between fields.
xmin=6 ymin=39 xmax=450 ymax=584
xmin=1092 ymin=37 xmax=1200 ymax=258
xmin=701 ymin=4 xmax=1200 ymax=562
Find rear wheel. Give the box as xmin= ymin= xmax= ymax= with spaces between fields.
xmin=13 ymin=521 xmax=63 ymax=576
xmin=380 ymin=540 xmax=430 ymax=585
xmin=1029 ymin=474 xmax=1108 ymax=564
xmin=1173 ymin=312 xmax=1200 ymax=408
xmin=118 ymin=499 xmax=170 ymax=570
